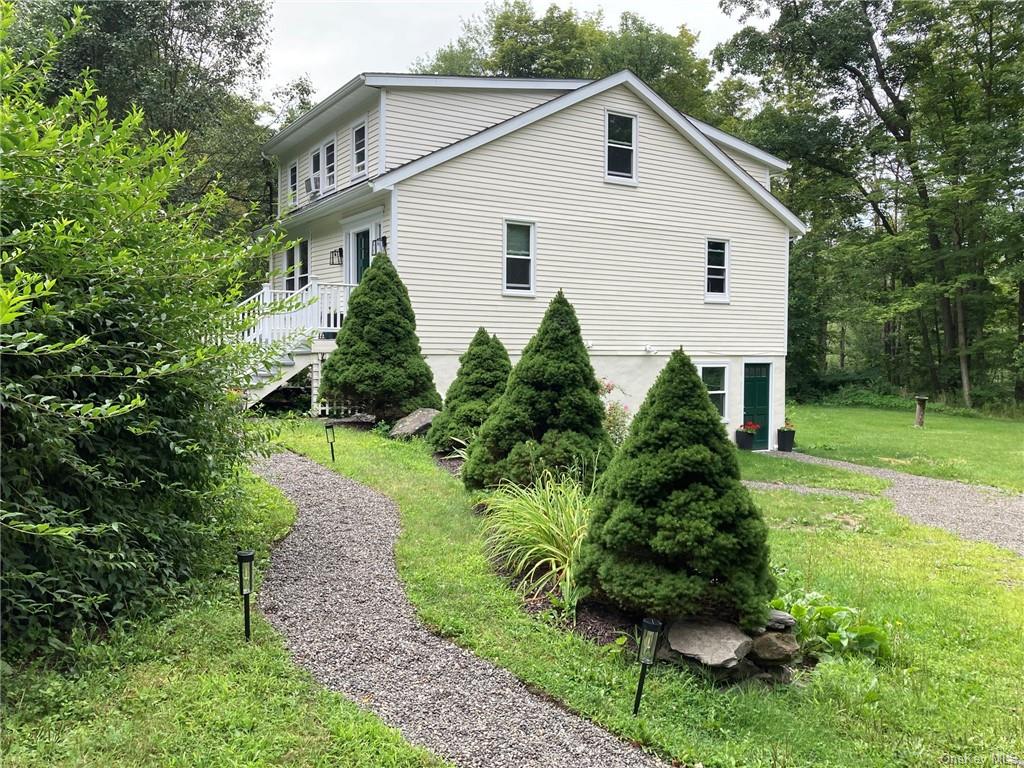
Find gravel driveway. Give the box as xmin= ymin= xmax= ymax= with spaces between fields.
xmin=768 ymin=452 xmax=1024 ymax=556
xmin=254 ymin=452 xmax=667 ymax=768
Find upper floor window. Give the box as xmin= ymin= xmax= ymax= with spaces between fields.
xmin=310 ymin=150 xmax=321 ymax=194
xmin=504 ymin=220 xmax=534 ymax=294
xmin=606 ymin=112 xmax=636 ymax=181
xmin=323 ymin=142 xmax=336 ymax=189
xmin=288 ymin=162 xmax=297 ymax=205
xmin=352 ymin=122 xmax=367 ymax=177
xmin=699 ymin=364 xmax=728 ymax=420
xmin=705 ymin=239 xmax=729 ymax=302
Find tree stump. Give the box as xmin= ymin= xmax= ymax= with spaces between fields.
xmin=914 ymin=395 xmax=929 ymax=428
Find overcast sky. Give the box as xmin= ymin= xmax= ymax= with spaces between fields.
xmin=264 ymin=0 xmax=758 ymax=101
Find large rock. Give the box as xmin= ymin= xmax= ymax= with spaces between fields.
xmin=328 ymin=413 xmax=376 ymax=430
xmin=389 ymin=408 xmax=440 ymax=439
xmin=749 ymin=630 xmax=800 ymax=665
xmin=766 ymin=609 xmax=797 ymax=631
xmin=664 ymin=618 xmax=753 ymax=668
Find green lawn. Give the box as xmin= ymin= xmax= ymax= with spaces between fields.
xmin=737 ymin=450 xmax=888 ymax=494
xmin=789 ymin=404 xmax=1024 ymax=491
xmin=1 ymin=474 xmax=444 ymax=768
xmin=282 ymin=422 xmax=1024 ymax=768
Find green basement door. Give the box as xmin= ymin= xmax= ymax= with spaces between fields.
xmin=743 ymin=363 xmax=771 ymax=450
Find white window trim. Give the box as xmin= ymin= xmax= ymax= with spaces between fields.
xmin=604 ymin=108 xmax=638 ymax=185
xmin=696 ymin=361 xmax=730 ymax=423
xmin=704 ymin=237 xmax=730 ymax=304
xmin=502 ymin=218 xmax=535 ymax=297
xmin=287 ymin=162 xmax=298 ymax=206
xmin=321 ymin=137 xmax=337 ymax=192
xmin=351 ymin=119 xmax=368 ymax=180
xmin=341 ymin=210 xmax=384 ymax=285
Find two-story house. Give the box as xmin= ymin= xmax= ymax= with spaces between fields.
xmin=249 ymin=70 xmax=805 ymax=450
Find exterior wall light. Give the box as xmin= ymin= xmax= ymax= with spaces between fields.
xmin=633 ymin=617 xmax=662 ymax=715
xmin=325 ymin=422 xmax=336 ymax=462
xmin=236 ymin=549 xmax=255 ymax=642
xmin=329 ymin=247 xmax=343 ymax=266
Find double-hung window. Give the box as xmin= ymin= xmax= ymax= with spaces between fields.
xmin=503 ymin=221 xmax=534 ymax=294
xmin=310 ymin=150 xmax=321 ymax=194
xmin=699 ymin=365 xmax=728 ymax=420
xmin=288 ymin=162 xmax=297 ymax=205
xmin=705 ymin=239 xmax=729 ymax=302
xmin=323 ymin=142 xmax=335 ymax=189
xmin=284 ymin=240 xmax=311 ymax=291
xmin=352 ymin=122 xmax=367 ymax=177
xmin=605 ymin=111 xmax=636 ymax=181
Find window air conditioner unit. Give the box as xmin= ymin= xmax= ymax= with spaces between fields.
xmin=304 ymin=177 xmax=321 ymax=197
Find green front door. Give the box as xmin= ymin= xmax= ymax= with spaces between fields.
xmin=354 ymin=229 xmax=371 ymax=283
xmin=743 ymin=363 xmax=771 ymax=450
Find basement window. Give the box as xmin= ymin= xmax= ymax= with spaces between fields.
xmin=698 ymin=364 xmax=728 ymax=420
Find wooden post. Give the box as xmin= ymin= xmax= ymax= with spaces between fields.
xmin=914 ymin=395 xmax=929 ymax=428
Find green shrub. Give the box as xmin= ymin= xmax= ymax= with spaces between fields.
xmin=462 ymin=291 xmax=612 ymax=489
xmin=772 ymin=589 xmax=891 ymax=660
xmin=0 ymin=11 xmax=278 ymax=658
xmin=481 ymin=470 xmax=593 ymax=617
xmin=427 ymin=327 xmax=510 ymax=452
xmin=580 ymin=348 xmax=775 ymax=627
xmin=319 ymin=255 xmax=441 ymax=422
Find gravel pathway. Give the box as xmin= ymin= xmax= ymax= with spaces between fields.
xmin=254 ymin=452 xmax=667 ymax=768
xmin=766 ymin=452 xmax=1024 ymax=556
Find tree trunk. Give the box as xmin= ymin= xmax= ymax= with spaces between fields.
xmin=955 ymin=289 xmax=972 ymax=408
xmin=917 ymin=309 xmax=941 ymax=394
xmin=839 ymin=324 xmax=846 ymax=370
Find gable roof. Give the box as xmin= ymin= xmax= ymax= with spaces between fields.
xmin=370 ymin=70 xmax=805 ymax=235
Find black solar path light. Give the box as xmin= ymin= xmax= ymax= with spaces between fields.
xmin=633 ymin=617 xmax=662 ymax=716
xmin=325 ymin=422 xmax=336 ymax=462
xmin=236 ymin=549 xmax=255 ymax=641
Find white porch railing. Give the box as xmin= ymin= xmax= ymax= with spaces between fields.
xmin=240 ymin=278 xmax=355 ymax=346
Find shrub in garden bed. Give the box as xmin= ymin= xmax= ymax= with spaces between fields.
xmin=462 ymin=291 xmax=612 ymax=489
xmin=319 ymin=255 xmax=441 ymax=422
xmin=581 ymin=348 xmax=775 ymax=628
xmin=427 ymin=327 xmax=510 ymax=452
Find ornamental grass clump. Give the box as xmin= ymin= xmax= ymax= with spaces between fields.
xmin=482 ymin=470 xmax=593 ymax=617
xmin=580 ymin=348 xmax=776 ymax=628
xmin=427 ymin=327 xmax=510 ymax=452
xmin=319 ymin=255 xmax=441 ymax=422
xmin=462 ymin=291 xmax=612 ymax=489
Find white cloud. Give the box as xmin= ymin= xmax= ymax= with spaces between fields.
xmin=264 ymin=0 xmax=756 ymax=101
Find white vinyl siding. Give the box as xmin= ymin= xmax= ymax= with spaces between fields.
xmin=395 ymin=84 xmax=790 ymax=358
xmin=385 ymin=88 xmax=563 ymax=169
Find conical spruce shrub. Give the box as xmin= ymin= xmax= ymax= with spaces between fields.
xmin=579 ymin=348 xmax=775 ymax=627
xmin=462 ymin=291 xmax=612 ymax=489
xmin=319 ymin=255 xmax=441 ymax=422
xmin=427 ymin=327 xmax=511 ymax=452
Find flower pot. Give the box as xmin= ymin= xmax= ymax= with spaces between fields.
xmin=735 ymin=430 xmax=755 ymax=450
xmin=777 ymin=429 xmax=795 ymax=452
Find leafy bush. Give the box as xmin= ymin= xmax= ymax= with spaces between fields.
xmin=599 ymin=379 xmax=631 ymax=448
xmin=462 ymin=291 xmax=612 ymax=489
xmin=427 ymin=327 xmax=510 ymax=452
xmin=772 ymin=589 xmax=891 ymax=660
xmin=0 ymin=10 xmax=278 ymax=658
xmin=319 ymin=254 xmax=441 ymax=422
xmin=481 ymin=470 xmax=593 ymax=617
xmin=580 ymin=348 xmax=775 ymax=627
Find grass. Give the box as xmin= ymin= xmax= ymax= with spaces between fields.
xmin=1 ymin=473 xmax=444 ymax=768
xmin=790 ymin=404 xmax=1024 ymax=491
xmin=737 ymin=450 xmax=889 ymax=494
xmin=282 ymin=421 xmax=1024 ymax=768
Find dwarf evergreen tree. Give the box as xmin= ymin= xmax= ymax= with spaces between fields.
xmin=462 ymin=291 xmax=612 ymax=489
xmin=427 ymin=327 xmax=511 ymax=452
xmin=319 ymin=255 xmax=441 ymax=421
xmin=579 ymin=349 xmax=775 ymax=627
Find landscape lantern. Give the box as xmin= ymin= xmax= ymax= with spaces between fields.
xmin=633 ymin=617 xmax=662 ymax=716
xmin=236 ymin=549 xmax=255 ymax=641
xmin=325 ymin=422 xmax=336 ymax=462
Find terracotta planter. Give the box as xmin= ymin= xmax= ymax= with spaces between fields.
xmin=777 ymin=429 xmax=795 ymax=452
xmin=735 ymin=430 xmax=755 ymax=450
